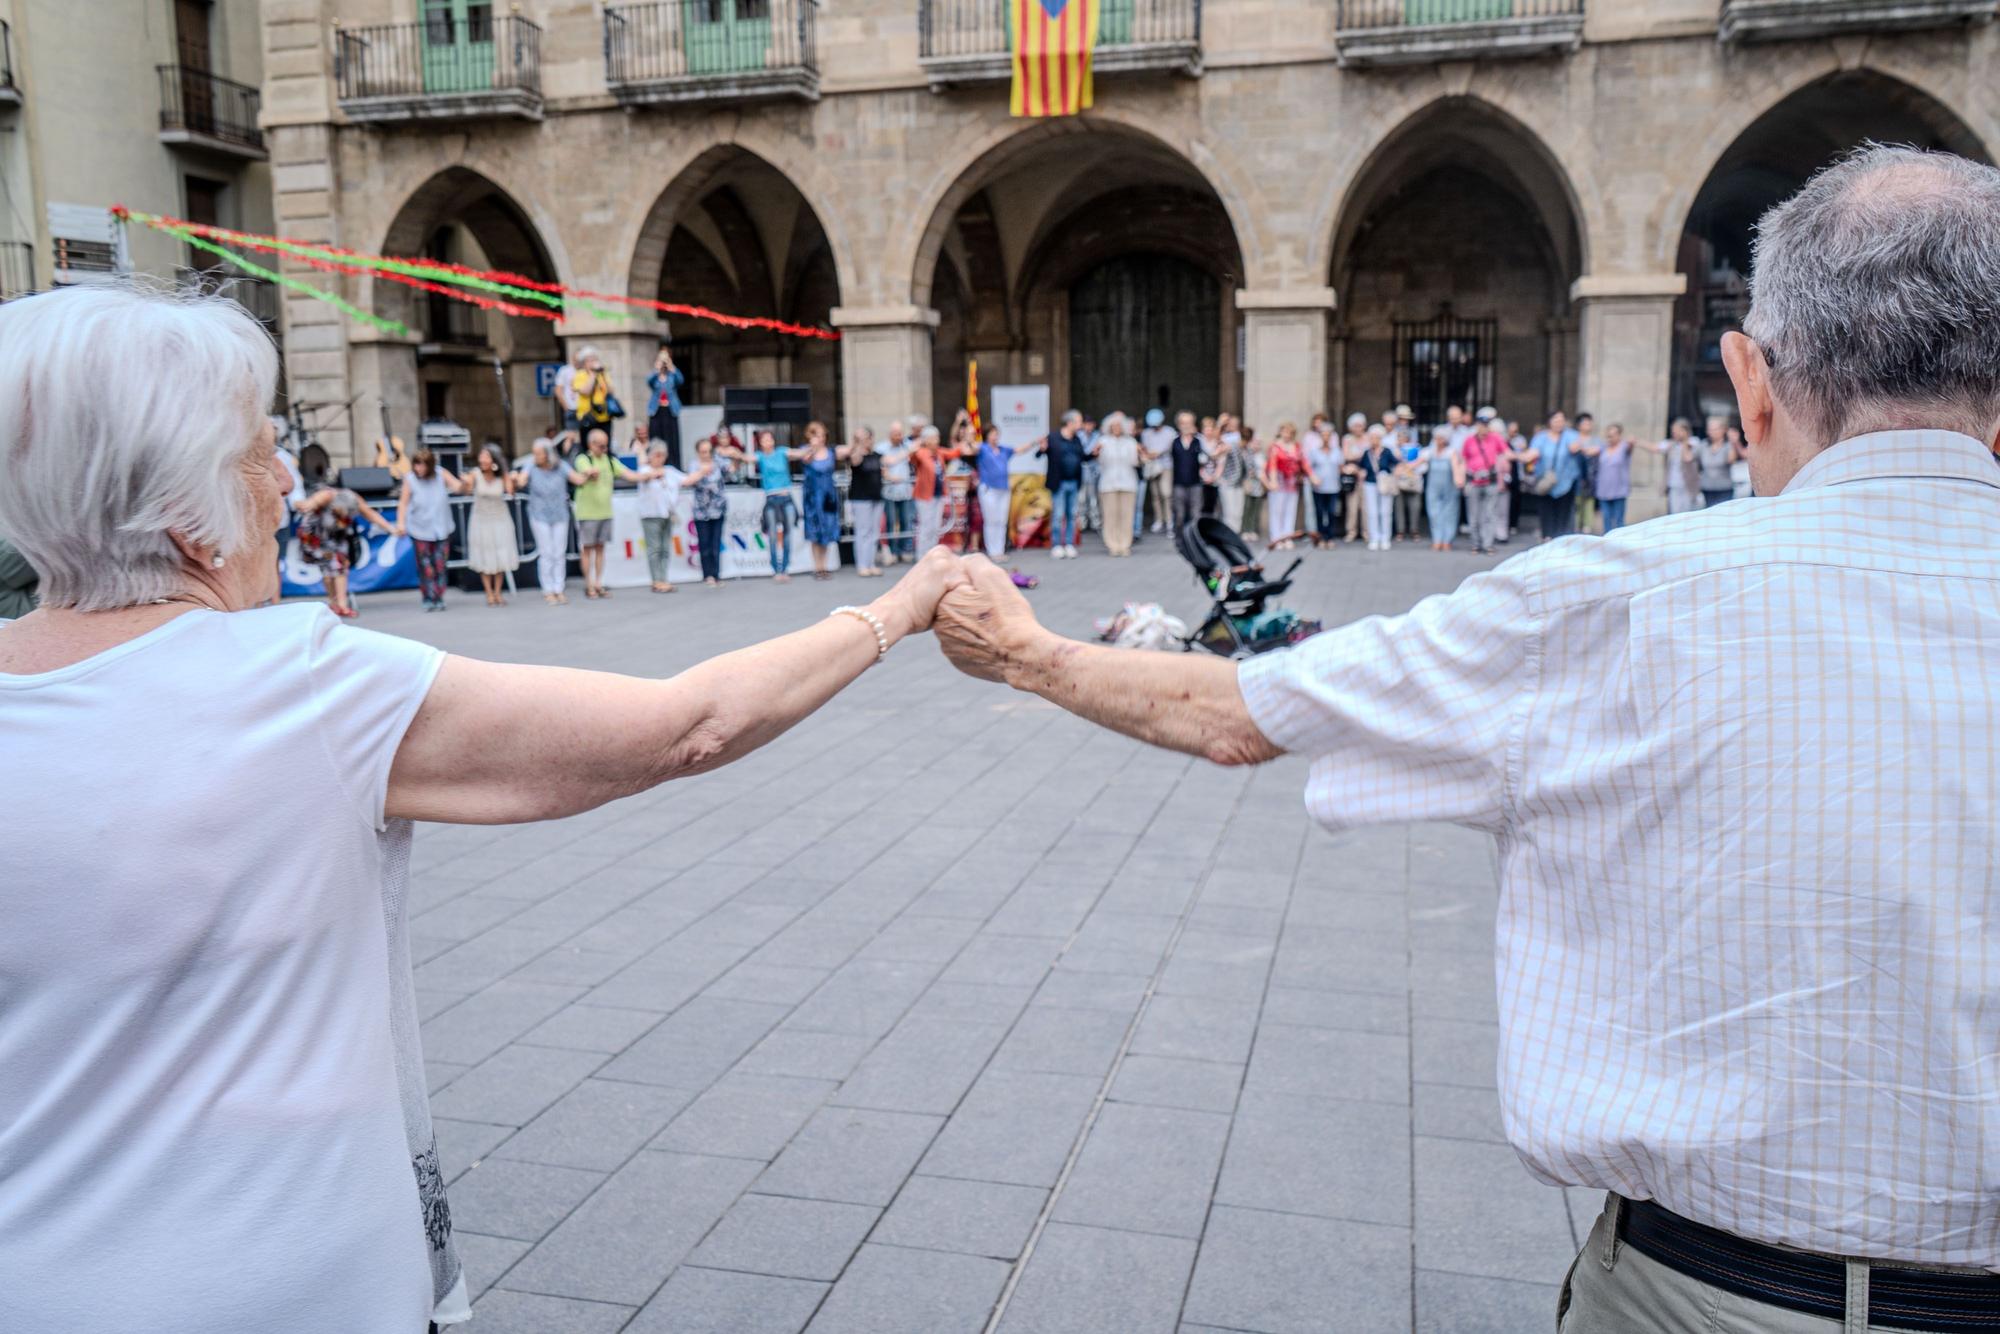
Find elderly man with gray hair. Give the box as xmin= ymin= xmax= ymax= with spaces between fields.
xmin=933 ymin=145 xmax=2000 ymax=1331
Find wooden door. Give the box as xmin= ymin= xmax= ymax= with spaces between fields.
xmin=1069 ymin=253 xmax=1220 ymax=422
xmin=685 ymin=0 xmax=773 ymax=76
xmin=174 ymin=0 xmax=214 ymax=131
xmin=422 ymin=0 xmax=495 ymax=93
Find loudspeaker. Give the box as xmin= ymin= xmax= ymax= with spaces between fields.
xmin=723 ymin=384 xmax=813 ymax=429
xmin=337 ymin=466 xmax=397 ymax=498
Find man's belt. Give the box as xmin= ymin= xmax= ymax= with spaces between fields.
xmin=1619 ymin=1198 xmax=2000 ymax=1332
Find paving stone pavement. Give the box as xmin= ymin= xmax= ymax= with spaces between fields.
xmin=355 ymin=531 xmax=1589 ymax=1334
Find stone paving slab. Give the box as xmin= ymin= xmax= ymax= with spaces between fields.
xmin=345 ymin=537 xmax=1579 ymax=1331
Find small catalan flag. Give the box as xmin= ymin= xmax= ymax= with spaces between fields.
xmin=1010 ymin=0 xmax=1100 ymax=118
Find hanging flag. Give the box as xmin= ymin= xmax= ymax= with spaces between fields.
xmin=1010 ymin=0 xmax=1100 ymax=118
xmin=966 ymin=359 xmax=981 ymax=434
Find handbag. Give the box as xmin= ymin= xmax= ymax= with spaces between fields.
xmin=605 ymin=393 xmax=626 ymax=420
xmin=1531 ymin=469 xmax=1559 ymax=496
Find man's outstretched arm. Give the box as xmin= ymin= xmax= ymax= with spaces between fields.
xmin=934 ymin=557 xmax=1283 ymax=767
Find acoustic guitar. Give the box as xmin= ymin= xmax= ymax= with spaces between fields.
xmin=373 ymin=402 xmax=411 ymax=480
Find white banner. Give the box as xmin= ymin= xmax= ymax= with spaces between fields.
xmin=993 ymin=384 xmax=1050 ymax=450
xmin=601 ymin=486 xmax=837 ymax=587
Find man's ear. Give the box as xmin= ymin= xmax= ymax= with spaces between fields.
xmin=1720 ymin=332 xmax=1774 ymax=447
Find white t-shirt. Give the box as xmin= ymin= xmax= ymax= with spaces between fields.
xmin=1140 ymin=425 xmax=1175 ymax=477
xmin=635 ymin=464 xmax=687 ymax=519
xmin=0 ymin=605 xmax=460 ymax=1332
xmin=1093 ymin=436 xmax=1141 ymax=492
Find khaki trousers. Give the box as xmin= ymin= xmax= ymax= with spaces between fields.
xmin=1343 ymin=487 xmax=1362 ymax=540
xmin=1099 ymin=490 xmax=1135 ymax=555
xmin=1562 ymin=1195 xmax=1918 ymax=1334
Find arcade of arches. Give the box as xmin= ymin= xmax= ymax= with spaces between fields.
xmin=282 ymin=38 xmax=1993 ymax=527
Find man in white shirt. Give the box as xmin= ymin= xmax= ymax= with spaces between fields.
xmin=933 ymin=146 xmax=2000 ymax=1331
xmin=1140 ymin=408 xmax=1175 ymax=535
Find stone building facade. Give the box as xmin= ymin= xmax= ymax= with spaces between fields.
xmin=259 ymin=0 xmax=1997 ymax=504
xmin=1 ymin=0 xmax=274 ymax=308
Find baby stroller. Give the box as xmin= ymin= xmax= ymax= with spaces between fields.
xmin=1174 ymin=517 xmax=1322 ymax=658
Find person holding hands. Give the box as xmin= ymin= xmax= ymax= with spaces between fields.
xmin=568 ymin=428 xmax=630 ymax=600
xmin=394 ymin=448 xmax=465 ymax=612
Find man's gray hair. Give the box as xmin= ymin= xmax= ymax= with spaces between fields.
xmin=1744 ymin=145 xmax=2000 ymax=445
xmin=0 ymin=283 xmax=278 ymax=610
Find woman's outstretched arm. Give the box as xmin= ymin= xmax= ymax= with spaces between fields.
xmin=385 ymin=548 xmax=964 ymax=823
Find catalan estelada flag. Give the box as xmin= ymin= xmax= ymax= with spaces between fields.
xmin=966 ymin=359 xmax=981 ymax=434
xmin=1010 ymin=0 xmax=1099 ymax=118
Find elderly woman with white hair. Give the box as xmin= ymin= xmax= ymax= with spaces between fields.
xmin=1088 ymin=412 xmax=1141 ymax=556
xmin=0 ymin=284 xmax=966 ymax=1334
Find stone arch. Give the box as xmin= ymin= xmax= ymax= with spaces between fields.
xmin=1298 ymin=85 xmax=1597 ymax=290
xmin=901 ymin=111 xmax=1265 ymax=311
xmin=1326 ymin=95 xmax=1587 ymax=431
xmin=623 ymin=143 xmax=844 ymax=425
xmin=370 ymin=165 xmax=568 ymax=453
xmin=1666 ymin=67 xmax=1989 ymax=422
xmin=623 ymin=135 xmax=858 ymax=307
xmin=906 ymin=115 xmax=1252 ymax=421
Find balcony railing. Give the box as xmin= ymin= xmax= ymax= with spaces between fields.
xmin=605 ymin=0 xmax=820 ymax=105
xmin=1335 ymin=0 xmax=1585 ymax=66
xmin=157 ymin=65 xmax=266 ymax=158
xmin=0 ymin=242 xmax=32 ymax=300
xmin=1719 ymin=0 xmax=1994 ymax=43
xmin=1 ymin=20 xmax=21 ymax=108
xmin=919 ymin=0 xmax=1202 ymax=90
xmin=334 ymin=15 xmax=542 ymax=123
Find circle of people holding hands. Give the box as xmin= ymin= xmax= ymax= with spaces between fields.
xmin=284 ymin=337 xmax=1751 ymax=620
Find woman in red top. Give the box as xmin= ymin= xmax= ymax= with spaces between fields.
xmin=910 ymin=423 xmax=964 ymax=554
xmin=1262 ymin=421 xmax=1309 ymax=550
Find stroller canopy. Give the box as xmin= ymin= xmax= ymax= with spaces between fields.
xmin=1174 ymin=517 xmax=1256 ymax=578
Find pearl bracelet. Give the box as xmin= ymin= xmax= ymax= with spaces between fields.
xmin=830 ymin=605 xmax=889 ymax=663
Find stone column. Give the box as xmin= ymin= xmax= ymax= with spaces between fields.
xmin=831 ymin=305 xmax=938 ymax=438
xmin=1573 ymin=274 xmax=1686 ymax=521
xmin=346 ymin=336 xmax=421 ymax=462
xmin=1238 ymin=289 xmax=1335 ymax=434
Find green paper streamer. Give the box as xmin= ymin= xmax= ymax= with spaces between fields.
xmin=170 ymin=227 xmax=409 ymax=338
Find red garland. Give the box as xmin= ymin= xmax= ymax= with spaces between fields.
xmin=116 ymin=207 xmax=843 ymax=341
xmin=214 ymin=234 xmax=560 ymax=322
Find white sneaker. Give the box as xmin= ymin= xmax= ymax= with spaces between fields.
xmin=1065 ymin=545 xmax=1078 ymax=558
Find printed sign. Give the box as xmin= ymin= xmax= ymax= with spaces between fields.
xmin=534 ymin=362 xmax=566 ymax=398
xmin=993 ymin=384 xmax=1050 ymax=450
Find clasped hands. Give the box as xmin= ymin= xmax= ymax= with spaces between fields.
xmin=872 ymin=546 xmax=1046 ymax=684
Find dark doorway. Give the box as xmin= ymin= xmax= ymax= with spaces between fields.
xmin=1671 ymin=73 xmax=1989 ymax=425
xmin=182 ymin=175 xmax=226 ymax=277
xmin=1069 ymin=253 xmax=1218 ymax=420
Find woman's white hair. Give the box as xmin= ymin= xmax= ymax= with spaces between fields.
xmin=0 ymin=282 xmax=278 ymax=610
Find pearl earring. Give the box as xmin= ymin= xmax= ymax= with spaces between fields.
xmin=211 ymin=555 xmax=226 ymax=569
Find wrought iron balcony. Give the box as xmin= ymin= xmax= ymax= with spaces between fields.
xmin=605 ymin=0 xmax=820 ymax=106
xmin=1719 ymin=0 xmax=1993 ymax=42
xmin=1335 ymin=0 xmax=1584 ymax=67
xmin=334 ymin=14 xmax=542 ymax=123
xmin=1 ymin=21 xmax=21 ymax=109
xmin=919 ymin=0 xmax=1201 ymax=92
xmin=157 ymin=65 xmax=266 ymax=159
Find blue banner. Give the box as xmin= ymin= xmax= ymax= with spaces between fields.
xmin=279 ymin=503 xmax=420 ymax=597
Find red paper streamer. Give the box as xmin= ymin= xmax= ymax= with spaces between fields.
xmin=116 ymin=207 xmax=843 ymax=340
